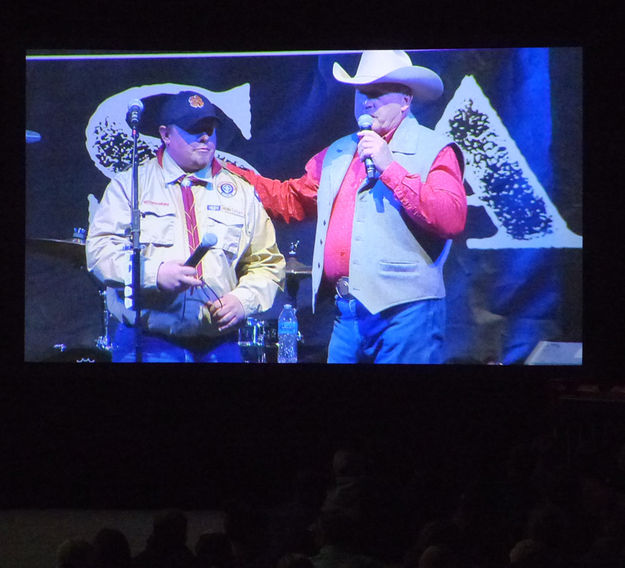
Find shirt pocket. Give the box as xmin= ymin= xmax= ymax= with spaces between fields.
xmin=140 ymin=206 xmax=176 ymax=246
xmin=204 ymin=212 xmax=244 ymax=259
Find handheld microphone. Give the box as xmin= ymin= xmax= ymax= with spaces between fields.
xmin=126 ymin=99 xmax=144 ymax=129
xmin=357 ymin=114 xmax=377 ymax=181
xmin=184 ymin=233 xmax=218 ymax=267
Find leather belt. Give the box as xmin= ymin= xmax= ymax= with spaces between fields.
xmin=335 ymin=276 xmax=352 ymax=299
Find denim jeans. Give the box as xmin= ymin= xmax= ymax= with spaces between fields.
xmin=112 ymin=323 xmax=243 ymax=363
xmin=327 ymin=296 xmax=445 ymax=364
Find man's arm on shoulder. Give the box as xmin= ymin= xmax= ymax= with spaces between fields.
xmin=225 ymin=149 xmax=327 ymax=223
xmin=380 ymin=145 xmax=467 ymax=238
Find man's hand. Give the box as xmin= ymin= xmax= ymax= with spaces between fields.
xmin=157 ymin=260 xmax=202 ymax=293
xmin=207 ymin=293 xmax=246 ymax=332
xmin=357 ymin=130 xmax=394 ymax=173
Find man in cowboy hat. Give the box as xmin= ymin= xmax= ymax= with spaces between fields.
xmin=227 ymin=50 xmax=467 ymax=364
xmin=86 ymin=90 xmax=285 ymax=362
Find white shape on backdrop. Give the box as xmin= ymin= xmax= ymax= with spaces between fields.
xmin=436 ymin=75 xmax=582 ymax=249
xmin=85 ymin=83 xmax=255 ymax=180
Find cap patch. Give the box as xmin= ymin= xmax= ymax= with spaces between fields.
xmin=188 ymin=95 xmax=205 ymax=108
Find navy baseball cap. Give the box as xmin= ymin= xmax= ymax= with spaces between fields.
xmin=138 ymin=91 xmax=220 ymax=137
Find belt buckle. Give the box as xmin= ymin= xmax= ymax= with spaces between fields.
xmin=336 ymin=277 xmax=350 ymax=298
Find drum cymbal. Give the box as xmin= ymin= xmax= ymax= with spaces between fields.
xmin=285 ymin=257 xmax=312 ymax=276
xmin=27 ymin=237 xmax=86 ymax=265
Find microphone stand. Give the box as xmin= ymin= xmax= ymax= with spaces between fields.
xmin=129 ymin=121 xmax=143 ymax=362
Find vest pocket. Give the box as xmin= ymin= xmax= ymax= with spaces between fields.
xmin=378 ymin=260 xmax=420 ymax=274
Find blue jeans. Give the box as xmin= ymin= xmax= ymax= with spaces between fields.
xmin=112 ymin=323 xmax=243 ymax=363
xmin=327 ymin=297 xmax=445 ymax=364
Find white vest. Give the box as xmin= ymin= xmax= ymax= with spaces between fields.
xmin=311 ymin=115 xmax=464 ymax=314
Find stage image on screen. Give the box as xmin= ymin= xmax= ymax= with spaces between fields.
xmin=25 ymin=48 xmax=582 ymax=364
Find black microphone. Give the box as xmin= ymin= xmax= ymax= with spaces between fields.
xmin=126 ymin=99 xmax=144 ymax=129
xmin=184 ymin=233 xmax=218 ymax=267
xmin=357 ymin=114 xmax=377 ymax=181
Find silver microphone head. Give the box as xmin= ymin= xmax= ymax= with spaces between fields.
xmin=128 ymin=99 xmax=144 ymax=112
xmin=357 ymin=114 xmax=374 ymax=130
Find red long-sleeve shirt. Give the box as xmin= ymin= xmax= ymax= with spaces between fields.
xmin=226 ymin=143 xmax=466 ymax=282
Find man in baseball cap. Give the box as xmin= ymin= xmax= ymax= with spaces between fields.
xmin=87 ymin=90 xmax=285 ymax=362
xmin=227 ymin=51 xmax=467 ymax=364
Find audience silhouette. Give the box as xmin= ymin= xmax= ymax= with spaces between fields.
xmin=93 ymin=528 xmax=131 ymax=568
xmin=56 ymin=538 xmax=95 ymax=568
xmin=45 ymin=430 xmax=625 ymax=568
xmin=132 ymin=510 xmax=196 ymax=568
xmin=194 ymin=532 xmax=235 ymax=568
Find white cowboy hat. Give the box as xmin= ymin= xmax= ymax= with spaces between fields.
xmin=332 ymin=50 xmax=443 ymax=101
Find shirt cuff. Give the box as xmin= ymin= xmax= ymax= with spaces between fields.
xmin=228 ymin=287 xmax=257 ymax=317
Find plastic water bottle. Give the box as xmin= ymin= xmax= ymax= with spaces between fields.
xmin=278 ymin=304 xmax=298 ymax=363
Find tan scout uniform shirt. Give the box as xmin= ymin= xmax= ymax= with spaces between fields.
xmin=86 ymin=150 xmax=285 ymax=338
